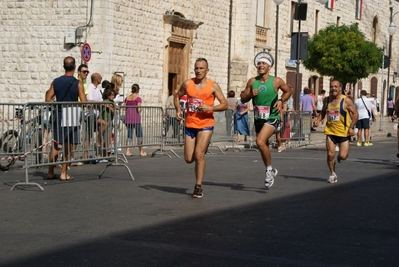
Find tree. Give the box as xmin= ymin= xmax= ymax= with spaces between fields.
xmin=303 ymin=23 xmax=383 ymax=86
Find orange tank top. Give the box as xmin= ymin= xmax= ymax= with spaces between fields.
xmin=185 ymin=78 xmax=215 ymax=129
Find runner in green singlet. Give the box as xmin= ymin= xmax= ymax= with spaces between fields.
xmin=241 ymin=57 xmax=292 ymax=188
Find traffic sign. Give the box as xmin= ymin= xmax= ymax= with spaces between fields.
xmin=81 ymin=43 xmax=91 ymax=63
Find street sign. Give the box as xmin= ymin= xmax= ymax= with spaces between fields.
xmin=81 ymin=43 xmax=91 ymax=63
xmin=383 ymin=55 xmax=390 ymax=69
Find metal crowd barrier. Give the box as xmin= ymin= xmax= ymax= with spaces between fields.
xmin=118 ymin=106 xmax=179 ymax=158
xmin=282 ymin=110 xmax=312 ymax=147
xmin=0 ymin=102 xmax=134 ymax=191
xmin=245 ymin=110 xmax=313 ymax=150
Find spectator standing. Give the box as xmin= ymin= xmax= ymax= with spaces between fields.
xmin=299 ymin=88 xmax=316 ymax=131
xmin=124 ymin=83 xmax=147 ymax=157
xmin=85 ymin=73 xmax=108 ymax=158
xmin=316 ymin=89 xmax=326 ymax=127
xmin=110 ymin=74 xmax=124 ymax=151
xmin=316 ymin=90 xmax=326 ymax=115
xmin=45 ymin=56 xmax=86 ymax=181
xmin=235 ymin=92 xmax=250 ymax=142
xmin=111 ymin=74 xmax=124 ymax=103
xmin=101 ymin=86 xmax=118 ymax=156
xmin=387 ymin=97 xmax=395 ymax=122
xmin=392 ymin=97 xmax=399 ymax=159
xmin=77 ymin=64 xmax=89 ymax=96
xmin=165 ymin=91 xmax=180 ymax=138
xmin=354 ymin=90 xmax=374 ymax=146
xmin=370 ymin=94 xmax=379 ymax=113
xmin=278 ymin=84 xmax=294 ymax=152
xmin=226 ymin=90 xmax=237 ymax=137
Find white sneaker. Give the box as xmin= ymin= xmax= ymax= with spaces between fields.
xmin=327 ymin=173 xmax=338 ymax=183
xmin=265 ymin=168 xmax=278 ymax=188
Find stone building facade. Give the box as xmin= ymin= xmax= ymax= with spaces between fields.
xmin=1 ymin=0 xmax=398 ymax=112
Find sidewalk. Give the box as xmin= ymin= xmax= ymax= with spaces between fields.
xmin=213 ymin=116 xmax=397 ymax=151
xmin=309 ymin=115 xmax=397 ymax=144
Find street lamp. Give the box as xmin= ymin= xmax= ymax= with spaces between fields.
xmin=291 ymin=0 xmax=328 ymax=110
xmin=273 ymin=0 xmax=284 ymax=77
xmin=272 ymin=0 xmax=327 ymax=79
xmin=387 ymin=7 xmax=399 ymax=116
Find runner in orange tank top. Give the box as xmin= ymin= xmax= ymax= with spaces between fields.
xmin=174 ymin=58 xmax=228 ymax=198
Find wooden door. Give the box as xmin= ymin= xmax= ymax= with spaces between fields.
xmin=168 ymin=42 xmax=185 ymax=94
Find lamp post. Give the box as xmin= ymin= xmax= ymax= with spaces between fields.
xmin=292 ymin=0 xmax=328 ymax=110
xmin=273 ymin=0 xmax=284 ymax=77
xmin=388 ymin=7 xmax=399 ymax=115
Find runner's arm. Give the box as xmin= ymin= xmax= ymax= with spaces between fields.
xmin=240 ymin=78 xmax=255 ymax=103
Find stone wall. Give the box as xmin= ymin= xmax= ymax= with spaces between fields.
xmin=1 ymin=0 xmax=398 ymax=107
xmin=0 ymin=0 xmax=230 ymax=105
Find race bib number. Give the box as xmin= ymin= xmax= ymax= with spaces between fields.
xmin=187 ymin=97 xmax=204 ymax=112
xmin=254 ymin=106 xmax=270 ymax=119
xmin=327 ymin=110 xmax=340 ymax=121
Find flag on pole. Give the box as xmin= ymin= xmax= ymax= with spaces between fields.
xmin=356 ymin=0 xmax=363 ymax=20
xmin=325 ymin=0 xmax=335 ymax=10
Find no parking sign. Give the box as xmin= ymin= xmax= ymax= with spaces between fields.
xmin=81 ymin=43 xmax=91 ymax=63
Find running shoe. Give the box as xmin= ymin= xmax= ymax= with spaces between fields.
xmin=192 ymin=184 xmax=203 ymax=198
xmin=337 ymin=155 xmax=344 ymax=163
xmin=265 ymin=168 xmax=278 ymax=188
xmin=356 ymin=142 xmax=362 ymax=146
xmin=364 ymin=141 xmax=373 ymax=146
xmin=327 ymin=173 xmax=338 ymax=183
xmin=277 ymin=145 xmax=286 ymax=153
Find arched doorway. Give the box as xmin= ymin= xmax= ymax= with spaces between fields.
xmin=163 ymin=12 xmax=203 ymax=98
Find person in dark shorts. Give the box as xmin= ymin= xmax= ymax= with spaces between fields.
xmin=240 ymin=56 xmax=292 ymax=189
xmin=314 ymin=80 xmax=358 ymax=184
xmin=45 ymin=56 xmax=87 ymax=181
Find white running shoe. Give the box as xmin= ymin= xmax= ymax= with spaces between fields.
xmin=265 ymin=169 xmax=278 ymax=188
xmin=327 ymin=173 xmax=338 ymax=183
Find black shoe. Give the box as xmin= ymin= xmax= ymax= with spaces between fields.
xmin=192 ymin=184 xmax=203 ymax=198
xmin=311 ymin=128 xmax=317 ymax=132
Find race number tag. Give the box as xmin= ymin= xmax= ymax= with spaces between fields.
xmin=327 ymin=110 xmax=340 ymax=121
xmin=254 ymin=106 xmax=270 ymax=119
xmin=187 ymin=97 xmax=204 ymax=112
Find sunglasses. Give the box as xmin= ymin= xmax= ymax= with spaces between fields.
xmin=81 ymin=70 xmax=89 ymax=74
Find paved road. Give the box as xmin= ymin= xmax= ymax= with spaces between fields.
xmin=0 ymin=120 xmax=398 ymax=267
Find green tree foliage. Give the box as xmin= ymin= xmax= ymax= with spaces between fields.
xmin=303 ymin=23 xmax=383 ymax=85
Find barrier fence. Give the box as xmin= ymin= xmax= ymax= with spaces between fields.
xmin=0 ymin=101 xmax=314 ymax=190
xmin=0 ymin=102 xmax=134 ymax=190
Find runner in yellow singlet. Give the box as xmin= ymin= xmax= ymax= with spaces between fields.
xmin=314 ymin=80 xmax=358 ymax=183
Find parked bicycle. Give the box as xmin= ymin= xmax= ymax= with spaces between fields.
xmin=0 ymin=107 xmax=43 ymax=171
